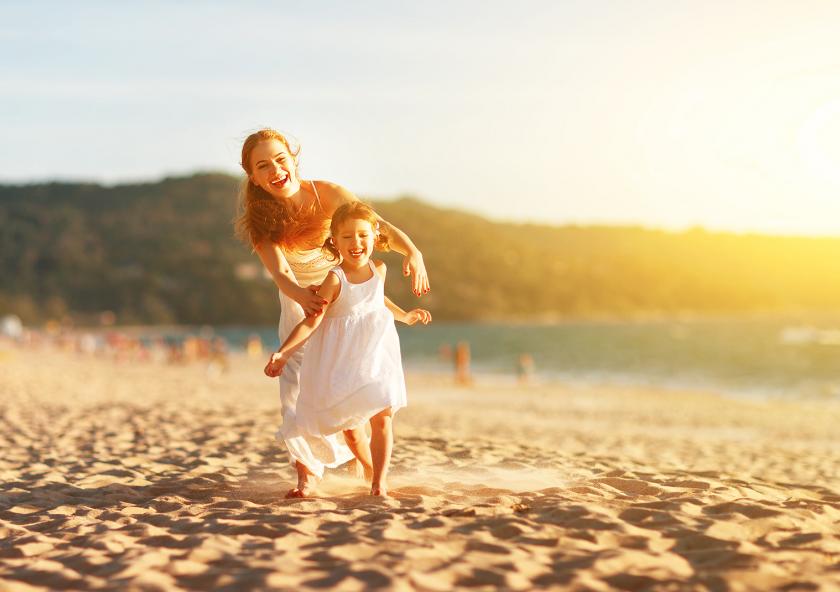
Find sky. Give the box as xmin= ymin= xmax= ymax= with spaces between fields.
xmin=2 ymin=1 xmax=840 ymax=236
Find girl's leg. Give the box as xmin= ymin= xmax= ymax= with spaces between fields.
xmin=343 ymin=427 xmax=374 ymax=481
xmin=369 ymin=408 xmax=393 ymax=496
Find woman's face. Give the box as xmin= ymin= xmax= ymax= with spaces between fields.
xmin=249 ymin=139 xmax=300 ymax=198
xmin=334 ymin=218 xmax=376 ymax=266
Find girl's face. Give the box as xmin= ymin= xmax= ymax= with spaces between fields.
xmin=334 ymin=217 xmax=376 ymax=266
xmin=249 ymin=139 xmax=300 ymax=198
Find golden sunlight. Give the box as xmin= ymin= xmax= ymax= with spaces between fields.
xmin=798 ymin=97 xmax=840 ymax=189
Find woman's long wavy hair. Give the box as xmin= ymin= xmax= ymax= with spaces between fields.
xmin=234 ymin=129 xmax=328 ymax=250
xmin=322 ymin=201 xmax=390 ymax=261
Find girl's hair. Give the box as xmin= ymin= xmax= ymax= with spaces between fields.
xmin=322 ymin=201 xmax=390 ymax=260
xmin=234 ymin=128 xmax=328 ymax=250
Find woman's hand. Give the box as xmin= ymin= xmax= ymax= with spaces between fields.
xmin=403 ymin=308 xmax=432 ymax=326
xmin=296 ymin=284 xmax=328 ymax=317
xmin=403 ymin=250 xmax=430 ymax=297
xmin=264 ymin=351 xmax=288 ymax=377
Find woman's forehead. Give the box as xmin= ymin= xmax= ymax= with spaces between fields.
xmin=252 ymin=139 xmax=290 ymax=160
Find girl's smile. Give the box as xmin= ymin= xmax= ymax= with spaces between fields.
xmin=335 ymin=218 xmax=376 ymax=267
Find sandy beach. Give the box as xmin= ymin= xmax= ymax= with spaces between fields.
xmin=1 ymin=344 xmax=839 ymax=591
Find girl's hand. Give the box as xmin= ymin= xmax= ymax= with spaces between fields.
xmin=264 ymin=351 xmax=288 ymax=377
xmin=403 ymin=250 xmax=430 ymax=297
xmin=296 ymin=285 xmax=328 ymax=317
xmin=403 ymin=308 xmax=432 ymax=326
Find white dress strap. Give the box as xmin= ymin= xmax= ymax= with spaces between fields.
xmin=310 ymin=180 xmax=323 ymax=210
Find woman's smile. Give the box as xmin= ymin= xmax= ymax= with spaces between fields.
xmin=270 ymin=173 xmax=289 ymax=189
xmin=249 ymin=138 xmax=299 ymax=198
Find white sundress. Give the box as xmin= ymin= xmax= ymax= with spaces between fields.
xmin=276 ymin=182 xmax=355 ymax=478
xmin=296 ymin=260 xmax=407 ymax=437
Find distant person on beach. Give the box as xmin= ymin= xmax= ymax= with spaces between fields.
xmin=454 ymin=341 xmax=472 ymax=386
xmin=265 ymin=202 xmax=431 ymax=496
xmin=236 ymin=129 xmax=430 ymax=498
xmin=245 ymin=333 xmax=263 ymax=358
xmin=517 ymin=353 xmax=535 ymax=385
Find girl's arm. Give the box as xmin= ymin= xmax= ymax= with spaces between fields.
xmin=388 ymin=298 xmax=432 ymax=325
xmin=316 ymin=181 xmax=430 ymax=297
xmin=375 ymin=261 xmax=433 ymax=326
xmin=255 ymin=241 xmax=327 ymax=317
xmin=264 ymin=273 xmax=341 ymax=377
xmin=384 ymin=295 xmax=407 ymax=321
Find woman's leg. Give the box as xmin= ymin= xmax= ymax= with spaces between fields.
xmin=343 ymin=427 xmax=374 ymax=481
xmin=369 ymin=408 xmax=393 ymax=496
xmin=287 ymin=461 xmax=318 ymax=498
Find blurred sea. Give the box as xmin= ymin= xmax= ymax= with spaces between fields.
xmin=158 ymin=315 xmax=840 ymax=401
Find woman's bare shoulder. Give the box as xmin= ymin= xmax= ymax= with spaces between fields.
xmin=311 ymin=180 xmax=357 ymax=216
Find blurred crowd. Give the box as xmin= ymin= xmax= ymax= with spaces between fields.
xmin=2 ymin=314 xmax=536 ymax=386
xmin=0 ymin=314 xmax=267 ymax=378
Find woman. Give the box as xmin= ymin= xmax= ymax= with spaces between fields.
xmin=235 ymin=129 xmax=429 ymax=497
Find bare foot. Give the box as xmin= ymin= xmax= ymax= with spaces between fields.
xmin=285 ymin=480 xmax=318 ymax=498
xmin=370 ymin=484 xmax=388 ymax=497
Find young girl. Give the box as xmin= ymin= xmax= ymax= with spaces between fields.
xmin=264 ymin=202 xmax=431 ymax=497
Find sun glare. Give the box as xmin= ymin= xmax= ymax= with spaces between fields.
xmin=797 ymin=98 xmax=840 ymax=189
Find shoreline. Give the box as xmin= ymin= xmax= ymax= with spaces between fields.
xmin=5 ymin=333 xmax=840 ymax=405
xmin=13 ymin=308 xmax=840 ymax=331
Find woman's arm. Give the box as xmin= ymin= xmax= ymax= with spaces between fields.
xmin=376 ymin=217 xmax=430 ymax=297
xmin=254 ymin=241 xmax=327 ymax=317
xmin=316 ymin=180 xmax=430 ymax=297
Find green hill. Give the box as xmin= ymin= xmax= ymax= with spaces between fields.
xmin=2 ymin=173 xmax=840 ymax=325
